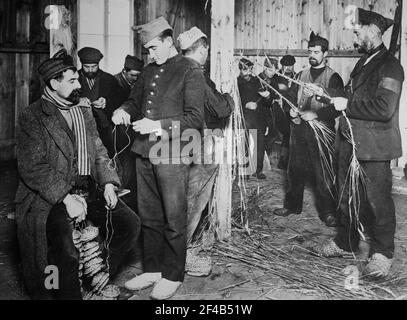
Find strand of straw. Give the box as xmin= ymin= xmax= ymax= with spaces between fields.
xmin=108 ymin=125 xmax=132 ymax=171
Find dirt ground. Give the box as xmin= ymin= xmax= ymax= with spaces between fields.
xmin=1 ymin=157 xmax=407 ymax=300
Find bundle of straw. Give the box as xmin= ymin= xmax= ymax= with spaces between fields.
xmin=214 ymin=222 xmax=407 ymax=300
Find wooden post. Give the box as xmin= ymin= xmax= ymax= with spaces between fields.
xmin=49 ymin=4 xmax=75 ymax=57
xmin=399 ymin=0 xmax=407 ymax=168
xmin=209 ymin=0 xmax=235 ymax=241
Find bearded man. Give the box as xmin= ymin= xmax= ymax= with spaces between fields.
xmin=323 ymin=8 xmax=404 ymax=279
xmin=78 ymin=47 xmax=123 ymax=157
xmin=15 ymin=53 xmax=140 ymax=299
xmin=273 ymin=32 xmax=344 ymax=228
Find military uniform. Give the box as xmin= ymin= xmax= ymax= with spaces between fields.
xmin=120 ymin=53 xmax=206 ymax=282
xmin=334 ymin=44 xmax=404 ymax=259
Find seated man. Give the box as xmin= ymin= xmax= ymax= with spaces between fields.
xmin=15 ymin=53 xmax=140 ymax=300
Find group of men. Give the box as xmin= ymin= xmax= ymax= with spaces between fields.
xmin=16 ymin=15 xmax=232 ymax=300
xmin=14 ymin=6 xmax=404 ymax=301
xmin=238 ymin=8 xmax=404 ymax=279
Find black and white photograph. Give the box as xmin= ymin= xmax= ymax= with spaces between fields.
xmin=0 ymin=0 xmax=406 ymax=306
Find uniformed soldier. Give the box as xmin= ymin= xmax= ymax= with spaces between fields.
xmin=273 ymin=32 xmax=344 ymax=228
xmin=321 ymin=8 xmax=405 ymax=279
xmin=112 ymin=17 xmax=206 ymax=299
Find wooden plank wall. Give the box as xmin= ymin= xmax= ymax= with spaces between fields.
xmin=235 ymin=0 xmax=400 ymax=83
xmin=133 ymin=0 xmax=211 ymax=58
xmin=0 ymin=0 xmax=77 ymax=161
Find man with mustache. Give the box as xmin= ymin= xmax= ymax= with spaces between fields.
xmin=15 ymin=52 xmax=140 ymax=299
xmin=322 ymin=8 xmax=404 ymax=279
xmin=78 ymin=47 xmax=123 ymax=158
xmin=274 ymin=32 xmax=344 ymax=228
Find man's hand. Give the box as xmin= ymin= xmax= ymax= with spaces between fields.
xmin=278 ymin=83 xmax=289 ymax=92
xmin=331 ymin=97 xmax=349 ymax=111
xmin=92 ymin=97 xmax=106 ymax=109
xmin=245 ymin=102 xmax=258 ymax=111
xmin=258 ymin=91 xmax=271 ymax=99
xmin=104 ymin=183 xmax=118 ymax=210
xmin=290 ymin=108 xmax=300 ymax=118
xmin=63 ymin=194 xmax=87 ymax=222
xmin=132 ymin=118 xmax=162 ymax=135
xmin=303 ymin=83 xmax=324 ymax=97
xmin=77 ymin=97 xmax=92 ymax=108
xmin=290 ymin=108 xmax=301 ymax=125
xmin=112 ymin=109 xmax=131 ymax=126
xmin=221 ymin=80 xmax=233 ymax=94
xmin=300 ymin=111 xmax=318 ymax=122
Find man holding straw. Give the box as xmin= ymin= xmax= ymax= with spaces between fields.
xmin=273 ymin=32 xmax=344 ymax=228
xmin=322 ymin=8 xmax=404 ymax=279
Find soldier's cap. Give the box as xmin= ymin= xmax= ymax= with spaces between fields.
xmin=124 ymin=55 xmax=144 ymax=71
xmin=38 ymin=51 xmax=75 ymax=83
xmin=280 ymin=55 xmax=296 ymax=67
xmin=356 ymin=8 xmax=394 ymax=34
xmin=308 ymin=32 xmax=329 ymax=51
xmin=264 ymin=57 xmax=279 ymax=69
xmin=239 ymin=58 xmax=253 ymax=70
xmin=132 ymin=16 xmax=173 ymax=47
xmin=178 ymin=27 xmax=207 ymax=50
xmin=78 ymin=47 xmax=104 ymax=64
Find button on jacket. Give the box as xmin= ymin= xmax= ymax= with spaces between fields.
xmin=121 ymin=54 xmax=206 ymax=159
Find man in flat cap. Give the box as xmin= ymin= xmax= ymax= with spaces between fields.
xmin=178 ymin=26 xmax=234 ymax=276
xmin=115 ymin=55 xmax=144 ymax=101
xmin=322 ymin=8 xmax=404 ymax=279
xmin=238 ymin=57 xmax=271 ymax=179
xmin=78 ymin=47 xmax=123 ymax=158
xmin=112 ymin=16 xmax=206 ymax=299
xmin=274 ymin=32 xmax=344 ymax=228
xmin=15 ymin=52 xmax=140 ymax=299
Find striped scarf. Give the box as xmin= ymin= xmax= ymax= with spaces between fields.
xmin=42 ymin=87 xmax=91 ymax=176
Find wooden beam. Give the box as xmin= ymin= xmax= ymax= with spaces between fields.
xmin=234 ymin=49 xmax=363 ymax=58
xmin=0 ymin=139 xmax=16 ymax=148
xmin=0 ymin=44 xmax=49 ymax=54
xmin=399 ymin=0 xmax=407 ymax=168
xmin=209 ymin=0 xmax=235 ymax=241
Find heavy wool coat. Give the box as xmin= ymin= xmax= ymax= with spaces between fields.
xmin=15 ymin=98 xmax=120 ymax=299
xmin=340 ymin=45 xmax=405 ymax=161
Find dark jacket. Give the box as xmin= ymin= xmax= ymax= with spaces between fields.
xmin=203 ymin=72 xmax=234 ymax=130
xmin=15 ymin=99 xmax=120 ymax=299
xmin=79 ymin=69 xmax=123 ymax=128
xmin=237 ymin=75 xmax=265 ymax=129
xmin=340 ymin=45 xmax=404 ymax=161
xmin=115 ymin=72 xmax=133 ymax=104
xmin=121 ymin=54 xmax=206 ymax=159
